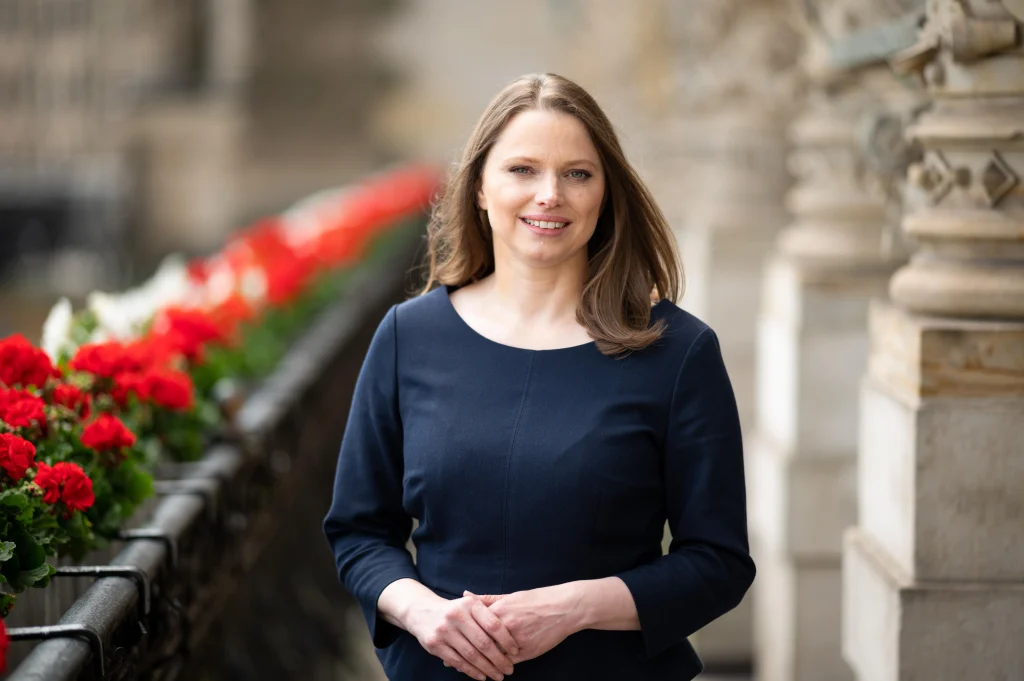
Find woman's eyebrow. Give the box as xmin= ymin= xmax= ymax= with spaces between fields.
xmin=503 ymin=156 xmax=599 ymax=168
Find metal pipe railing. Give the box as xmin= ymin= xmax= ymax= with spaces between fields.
xmin=4 ymin=225 xmax=421 ymax=680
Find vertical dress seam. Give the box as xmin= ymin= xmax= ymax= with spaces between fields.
xmin=500 ymin=353 xmax=535 ymax=593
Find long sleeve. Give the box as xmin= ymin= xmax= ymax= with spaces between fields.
xmin=615 ymin=327 xmax=756 ymax=658
xmin=323 ymin=305 xmax=419 ymax=648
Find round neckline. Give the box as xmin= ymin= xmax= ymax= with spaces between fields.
xmin=441 ymin=284 xmax=671 ymax=354
xmin=442 ymin=284 xmax=598 ymax=354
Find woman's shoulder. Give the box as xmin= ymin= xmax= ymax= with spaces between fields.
xmin=388 ymin=286 xmax=452 ymax=336
xmin=650 ymin=298 xmax=715 ymax=352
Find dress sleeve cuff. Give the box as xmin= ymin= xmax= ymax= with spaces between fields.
xmin=360 ymin=569 xmax=422 ymax=649
xmin=616 ymin=568 xmax=680 ymax=659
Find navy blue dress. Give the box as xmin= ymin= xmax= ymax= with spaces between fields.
xmin=323 ymin=286 xmax=754 ymax=680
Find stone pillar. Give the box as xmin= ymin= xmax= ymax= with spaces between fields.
xmin=749 ymin=10 xmax=927 ymax=676
xmin=842 ymin=2 xmax=1024 ymax=679
xmin=663 ymin=1 xmax=804 ymax=667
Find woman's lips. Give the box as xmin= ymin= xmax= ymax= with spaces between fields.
xmin=519 ymin=216 xmax=571 ymax=236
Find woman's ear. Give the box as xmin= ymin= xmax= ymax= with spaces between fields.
xmin=476 ymin=184 xmax=487 ymax=211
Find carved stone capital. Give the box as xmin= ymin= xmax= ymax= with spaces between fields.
xmin=889 ymin=0 xmax=1024 ymax=319
xmin=778 ymin=62 xmax=926 ymax=275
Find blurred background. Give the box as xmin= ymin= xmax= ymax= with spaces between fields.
xmin=0 ymin=0 xmax=675 ymax=339
xmin=2 ymin=1 xmax=1022 ymax=680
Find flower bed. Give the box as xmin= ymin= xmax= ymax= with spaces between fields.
xmin=0 ymin=165 xmax=439 ymax=674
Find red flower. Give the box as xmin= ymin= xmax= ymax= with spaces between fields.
xmin=0 ymin=617 xmax=8 ymax=673
xmin=81 ymin=413 xmax=136 ymax=453
xmin=0 ymin=334 xmax=60 ymax=388
xmin=143 ymin=369 xmax=194 ymax=411
xmin=127 ymin=335 xmax=180 ymax=370
xmin=51 ymin=383 xmax=91 ymax=417
xmin=209 ymin=294 xmax=254 ymax=339
xmin=34 ymin=461 xmax=95 ymax=515
xmin=111 ymin=372 xmax=150 ymax=407
xmin=150 ymin=308 xmax=226 ymax=362
xmin=70 ymin=341 xmax=144 ymax=379
xmin=0 ymin=433 xmax=37 ymax=481
xmin=0 ymin=388 xmax=46 ymax=429
xmin=265 ymin=253 xmax=314 ymax=306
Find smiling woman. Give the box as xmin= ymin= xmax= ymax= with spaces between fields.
xmin=420 ymin=73 xmax=681 ymax=355
xmin=324 ymin=73 xmax=754 ymax=681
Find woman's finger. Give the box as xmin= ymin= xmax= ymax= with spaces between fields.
xmin=435 ymin=642 xmax=488 ymax=681
xmin=466 ymin=597 xmax=520 ymax=659
xmin=448 ymin=629 xmax=508 ymax=681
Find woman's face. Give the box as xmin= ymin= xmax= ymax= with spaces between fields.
xmin=477 ymin=109 xmax=606 ymax=272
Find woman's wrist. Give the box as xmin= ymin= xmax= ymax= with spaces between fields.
xmin=377 ymin=578 xmax=443 ymax=633
xmin=563 ymin=577 xmax=640 ymax=633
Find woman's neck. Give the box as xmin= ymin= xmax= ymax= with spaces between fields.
xmin=484 ymin=256 xmax=588 ymax=325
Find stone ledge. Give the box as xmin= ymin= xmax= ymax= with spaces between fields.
xmin=858 ymin=378 xmax=1024 ymax=581
xmin=842 ymin=528 xmax=1024 ymax=681
xmin=867 ymin=300 xmax=1024 ymax=402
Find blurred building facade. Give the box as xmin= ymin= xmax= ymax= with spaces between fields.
xmin=0 ymin=0 xmax=400 ymax=337
xmin=1 ymin=0 xmax=1021 ymax=679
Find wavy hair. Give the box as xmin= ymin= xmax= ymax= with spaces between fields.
xmin=420 ymin=73 xmax=682 ymax=356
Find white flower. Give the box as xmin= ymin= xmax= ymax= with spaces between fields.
xmin=41 ymin=297 xmax=74 ymax=361
xmin=85 ymin=254 xmax=198 ymax=341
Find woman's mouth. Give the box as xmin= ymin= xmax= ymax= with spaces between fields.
xmin=519 ymin=216 xmax=571 ymax=234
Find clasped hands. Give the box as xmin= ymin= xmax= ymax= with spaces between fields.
xmin=406 ymin=583 xmax=579 ymax=681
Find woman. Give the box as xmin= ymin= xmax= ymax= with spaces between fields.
xmin=323 ymin=73 xmax=754 ymax=681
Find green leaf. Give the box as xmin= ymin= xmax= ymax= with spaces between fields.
xmin=0 ymin=541 xmax=14 ymax=562
xmin=0 ymin=489 xmax=28 ymax=510
xmin=20 ymin=562 xmax=55 ymax=589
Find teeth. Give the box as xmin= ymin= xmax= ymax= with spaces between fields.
xmin=523 ymin=218 xmax=568 ymax=229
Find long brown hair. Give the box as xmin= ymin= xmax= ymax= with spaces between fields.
xmin=420 ymin=73 xmax=682 ymax=356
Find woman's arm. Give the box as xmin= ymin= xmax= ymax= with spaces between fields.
xmin=323 ymin=307 xmax=517 ymax=681
xmin=323 ymin=306 xmax=419 ymax=646
xmin=613 ymin=326 xmax=755 ymax=657
xmin=466 ymin=576 xmax=638 ymax=664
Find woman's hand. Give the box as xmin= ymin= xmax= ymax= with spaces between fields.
xmin=402 ymin=591 xmax=519 ymax=681
xmin=466 ymin=584 xmax=583 ymax=664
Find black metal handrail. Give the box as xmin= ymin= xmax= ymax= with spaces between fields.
xmin=4 ymin=226 xmax=421 ymax=680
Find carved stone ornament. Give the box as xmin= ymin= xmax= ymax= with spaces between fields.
xmin=893 ymin=0 xmax=1021 ymax=74
xmin=908 ymin=150 xmax=954 ymax=203
xmin=979 ymin=151 xmax=1020 ymax=207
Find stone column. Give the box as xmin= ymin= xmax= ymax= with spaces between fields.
xmin=842 ymin=2 xmax=1024 ymax=679
xmin=662 ymin=1 xmax=804 ymax=667
xmin=749 ymin=6 xmax=928 ymax=676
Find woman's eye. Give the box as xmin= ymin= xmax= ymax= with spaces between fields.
xmin=509 ymin=166 xmax=531 ymax=175
xmin=568 ymin=170 xmax=591 ymax=180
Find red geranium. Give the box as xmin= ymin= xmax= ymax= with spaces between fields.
xmin=143 ymin=368 xmax=194 ymax=411
xmin=265 ymin=252 xmax=314 ymax=306
xmin=0 ymin=388 xmax=46 ymax=429
xmin=34 ymin=461 xmax=95 ymax=515
xmin=51 ymin=383 xmax=91 ymax=417
xmin=80 ymin=413 xmax=136 ymax=453
xmin=70 ymin=341 xmax=145 ymax=379
xmin=111 ymin=372 xmax=150 ymax=408
xmin=0 ymin=433 xmax=36 ymax=481
xmin=150 ymin=308 xmax=227 ymax=362
xmin=1 ymin=617 xmax=8 ymax=673
xmin=209 ymin=294 xmax=254 ymax=338
xmin=0 ymin=334 xmax=60 ymax=388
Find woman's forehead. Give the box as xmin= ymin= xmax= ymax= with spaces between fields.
xmin=492 ymin=110 xmax=599 ymax=162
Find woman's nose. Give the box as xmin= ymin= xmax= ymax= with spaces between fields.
xmin=535 ymin=174 xmax=561 ymax=205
